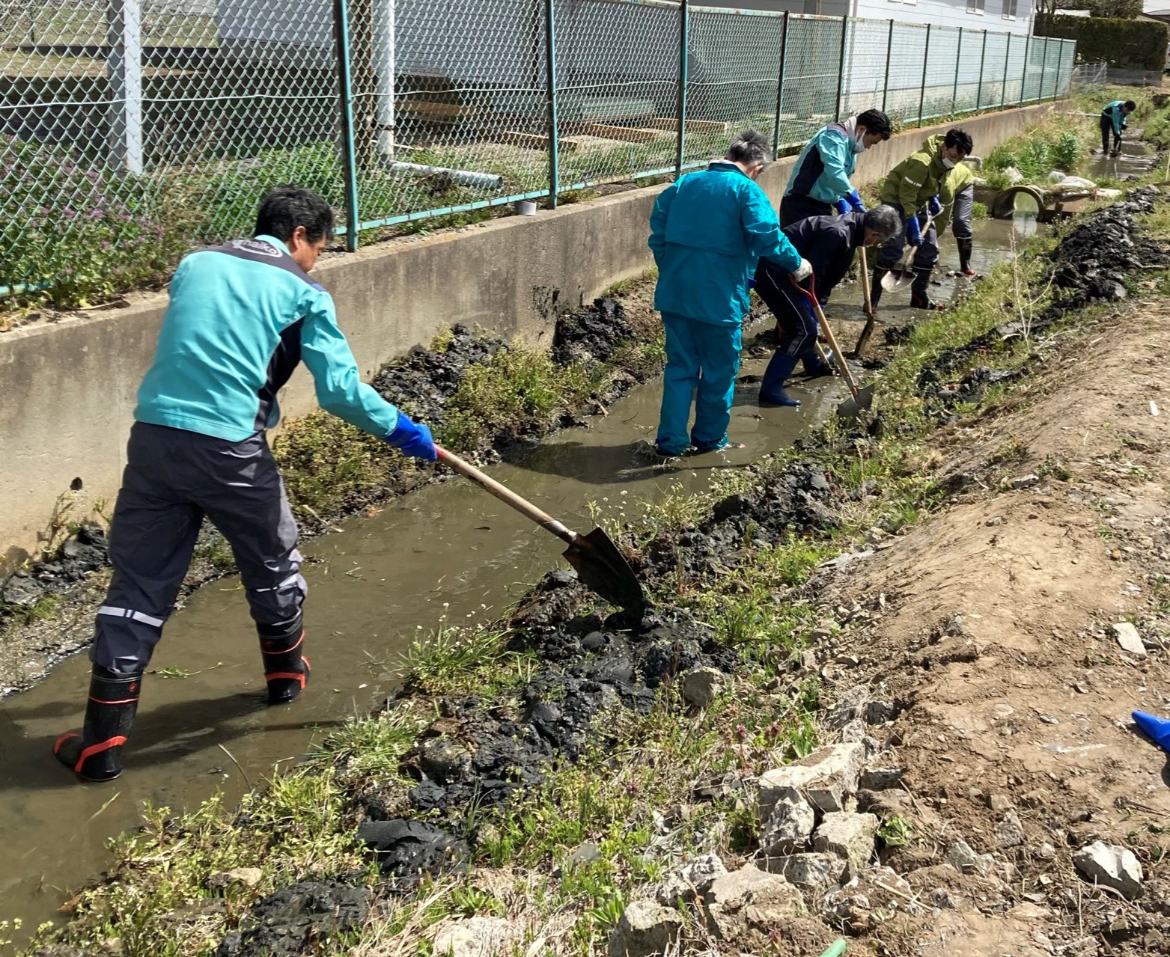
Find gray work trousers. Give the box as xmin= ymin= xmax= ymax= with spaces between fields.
xmin=875 ymin=202 xmax=940 ymax=272
xmin=92 ymin=422 xmax=306 ymax=675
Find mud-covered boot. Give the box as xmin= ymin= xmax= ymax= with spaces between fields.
xmin=801 ymin=348 xmax=833 ymax=378
xmin=957 ymin=238 xmax=975 ymax=277
xmin=259 ymin=619 xmax=310 ymax=704
xmin=910 ymin=268 xmax=946 ymax=311
xmin=54 ymin=667 xmax=142 ymax=782
xmin=760 ymin=353 xmax=801 ymax=407
xmin=870 ymin=268 xmax=889 ymax=308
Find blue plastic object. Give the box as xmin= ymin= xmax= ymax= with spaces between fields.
xmin=1133 ymin=711 xmax=1170 ymax=755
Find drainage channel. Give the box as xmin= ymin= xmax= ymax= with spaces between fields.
xmin=0 ymin=215 xmax=1032 ymax=939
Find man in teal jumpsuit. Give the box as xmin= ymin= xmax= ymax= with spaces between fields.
xmin=1101 ymin=99 xmax=1135 ymax=157
xmin=54 ymin=186 xmax=438 ymax=782
xmin=648 ymin=130 xmax=809 ymax=456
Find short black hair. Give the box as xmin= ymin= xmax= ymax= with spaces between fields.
xmin=856 ymin=108 xmax=892 ymax=139
xmin=255 ymin=186 xmax=335 ymax=244
xmin=945 ymin=128 xmax=974 ymax=156
xmin=1124 ymin=100 xmax=1137 ymax=111
xmin=725 ymin=129 xmax=773 ymax=167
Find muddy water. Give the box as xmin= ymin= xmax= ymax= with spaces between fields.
xmin=1086 ymin=133 xmax=1159 ymax=182
xmin=0 ymin=215 xmax=1031 ymax=937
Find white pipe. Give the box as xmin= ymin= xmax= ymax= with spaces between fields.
xmin=374 ymin=0 xmax=395 ymax=160
xmin=384 ymin=160 xmax=504 ymax=190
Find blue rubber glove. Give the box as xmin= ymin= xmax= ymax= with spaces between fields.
xmin=386 ymin=415 xmax=437 ymax=461
xmin=834 ymin=198 xmax=851 ymax=216
xmin=906 ymin=214 xmax=922 ymax=247
xmin=847 ymin=188 xmax=866 ymax=212
xmin=928 ymin=194 xmax=942 ymax=217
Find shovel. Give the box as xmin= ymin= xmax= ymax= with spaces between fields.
xmin=852 ymin=245 xmax=877 ymax=358
xmin=790 ymin=275 xmax=874 ymax=419
xmin=434 ymin=444 xmax=647 ymax=615
xmin=881 ymin=210 xmax=935 ymax=292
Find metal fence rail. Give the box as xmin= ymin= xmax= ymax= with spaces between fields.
xmin=1 ymin=0 xmax=1076 ymax=301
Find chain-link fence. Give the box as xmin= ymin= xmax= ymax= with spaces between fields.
xmin=2 ymin=0 xmax=1076 ymax=304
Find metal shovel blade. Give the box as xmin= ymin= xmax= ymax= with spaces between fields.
xmin=880 ymin=268 xmax=899 ymax=292
xmin=836 ymin=382 xmax=875 ymax=420
xmin=563 ymin=527 xmax=647 ymax=615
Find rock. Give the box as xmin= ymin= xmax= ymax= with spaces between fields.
xmin=859 ymin=765 xmax=903 ymax=790
xmin=995 ymin=809 xmax=1025 ymax=848
xmin=825 ymin=686 xmax=869 ymax=730
xmin=810 ymin=619 xmax=836 ymax=641
xmin=1073 ymin=841 xmax=1143 ymax=900
xmin=756 ymin=742 xmax=864 ymax=819
xmin=813 ymin=812 xmax=878 ymax=879
xmin=208 ymin=868 xmax=264 ymax=890
xmin=823 ymin=866 xmax=918 ymax=925
xmin=759 ymin=793 xmax=815 ymax=855
xmin=946 ymin=840 xmax=993 ymax=876
xmin=1037 ymin=842 xmax=1057 ymax=862
xmin=702 ymin=864 xmax=804 ymax=942
xmin=0 ymin=574 xmax=43 ymax=607
xmin=432 ymin=916 xmax=514 ymax=957
xmin=984 ymin=792 xmax=1011 ymax=813
xmin=1011 ymin=474 xmax=1040 ymax=490
xmin=1112 ymin=622 xmax=1146 ymax=657
xmin=568 ymin=842 xmax=602 ymax=868
xmin=680 ymin=666 xmax=724 ymax=709
xmin=759 ymin=852 xmax=846 ymax=888
xmin=607 ymin=900 xmax=682 ymax=957
xmin=865 ymin=700 xmax=895 ymax=725
xmin=419 ymin=737 xmax=473 ymax=784
xmin=655 ymin=853 xmax=727 ymax=906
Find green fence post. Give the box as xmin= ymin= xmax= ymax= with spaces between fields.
xmin=545 ymin=0 xmax=559 ymax=209
xmin=917 ymin=23 xmax=931 ymax=127
xmin=882 ymin=19 xmax=893 ymax=114
xmin=834 ymin=15 xmax=848 ymax=122
xmin=952 ymin=27 xmax=962 ymax=116
xmin=333 ymin=0 xmax=361 ymax=252
xmin=1000 ymin=33 xmax=1011 ymax=110
xmin=1039 ymin=36 xmax=1050 ymax=101
xmin=771 ymin=10 xmax=789 ymax=155
xmin=675 ymin=0 xmax=690 ymax=177
xmin=975 ymin=29 xmax=987 ymax=111
xmin=1022 ymin=33 xmax=1030 ymax=104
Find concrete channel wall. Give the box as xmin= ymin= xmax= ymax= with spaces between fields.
xmin=0 ymin=102 xmax=1057 ymax=564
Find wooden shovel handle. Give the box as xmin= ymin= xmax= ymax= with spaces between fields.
xmin=434 ymin=444 xmax=578 ymax=547
xmin=792 ymin=275 xmax=862 ymax=401
xmin=859 ymin=245 xmax=874 ymax=318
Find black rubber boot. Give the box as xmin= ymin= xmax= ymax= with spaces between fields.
xmin=259 ymin=618 xmax=310 ymax=704
xmin=957 ymin=238 xmax=975 ymax=277
xmin=910 ymin=268 xmax=946 ymax=311
xmin=54 ymin=667 xmax=142 ymax=782
xmin=870 ymin=268 xmax=889 ymax=308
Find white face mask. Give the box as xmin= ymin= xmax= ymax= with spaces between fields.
xmin=942 ymin=156 xmax=956 ymax=169
xmin=853 ymin=130 xmax=867 ymax=154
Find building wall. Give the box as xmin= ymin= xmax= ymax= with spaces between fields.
xmin=853 ymin=0 xmax=1033 ymax=35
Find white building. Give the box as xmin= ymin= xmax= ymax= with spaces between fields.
xmin=716 ymin=0 xmax=1034 ymax=36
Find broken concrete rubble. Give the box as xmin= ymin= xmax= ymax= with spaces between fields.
xmin=701 ymin=864 xmax=805 ymax=942
xmin=655 ymin=853 xmax=727 ymax=907
xmin=756 ymin=742 xmax=864 ymax=820
xmin=813 ymin=812 xmax=879 ymax=879
xmin=607 ymin=900 xmax=682 ymax=957
xmin=1073 ymin=841 xmax=1144 ymax=900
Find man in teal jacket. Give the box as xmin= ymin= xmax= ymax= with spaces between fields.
xmin=1101 ymin=99 xmax=1135 ymax=157
xmin=54 ymin=186 xmax=438 ymax=783
xmin=780 ymin=108 xmax=891 ymax=227
xmin=649 ymin=130 xmax=809 ymax=456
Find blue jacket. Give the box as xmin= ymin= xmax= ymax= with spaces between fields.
xmin=1102 ymin=100 xmax=1127 ymax=136
xmin=135 ymin=235 xmax=401 ymax=442
xmin=785 ymin=124 xmax=856 ymax=206
xmin=648 ymin=162 xmax=802 ymax=326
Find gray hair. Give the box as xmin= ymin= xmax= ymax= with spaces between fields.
xmin=864 ymin=204 xmax=901 ymax=243
xmin=725 ymin=129 xmax=773 ymax=168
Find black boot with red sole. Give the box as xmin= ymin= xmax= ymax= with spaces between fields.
xmin=259 ymin=620 xmax=310 ymax=704
xmin=54 ymin=667 xmax=142 ymax=782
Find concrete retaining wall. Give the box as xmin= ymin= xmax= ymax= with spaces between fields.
xmin=0 ymin=102 xmax=1056 ymax=564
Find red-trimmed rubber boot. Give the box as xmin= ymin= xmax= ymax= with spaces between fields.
xmin=911 ymin=269 xmax=947 ymax=311
xmin=957 ymin=238 xmax=976 ymax=277
xmin=259 ymin=621 xmax=310 ymax=704
xmin=53 ymin=667 xmax=141 ymax=782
